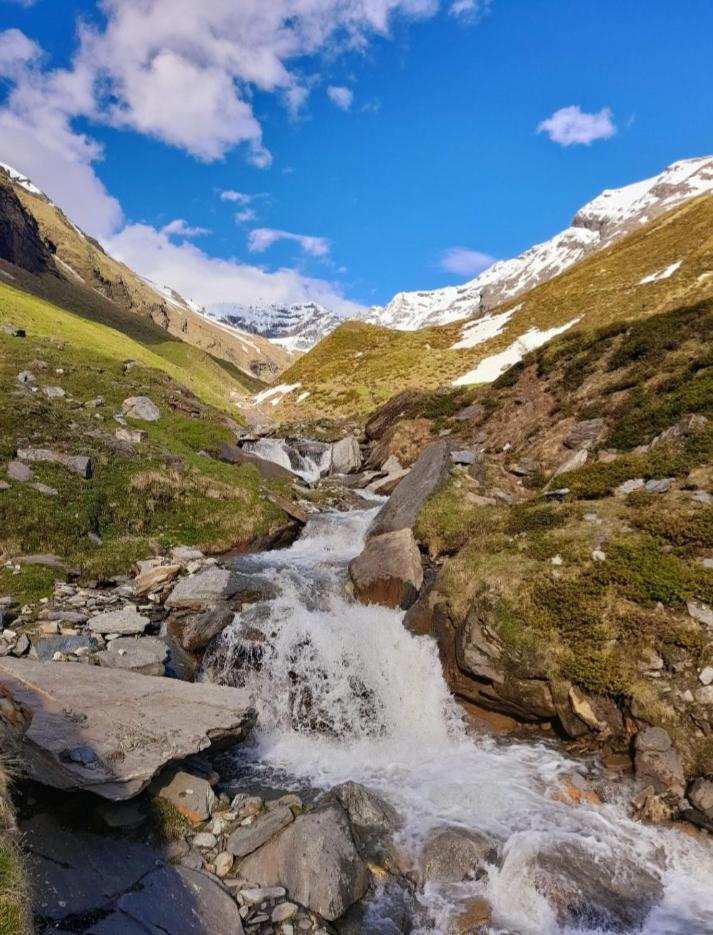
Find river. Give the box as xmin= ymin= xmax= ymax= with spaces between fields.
xmin=203 ymin=500 xmax=713 ymax=934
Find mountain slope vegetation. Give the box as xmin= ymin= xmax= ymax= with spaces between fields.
xmin=273 ymin=194 xmax=713 ymax=424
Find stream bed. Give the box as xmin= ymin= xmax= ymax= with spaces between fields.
xmin=203 ymin=503 xmax=713 ymax=934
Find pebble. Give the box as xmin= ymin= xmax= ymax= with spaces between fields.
xmin=241 ymin=887 xmax=286 ymax=905
xmin=192 ymin=832 xmax=217 ymax=849
xmin=272 ymin=903 xmax=298 ymax=923
xmin=592 ymin=549 xmax=606 ymax=562
xmin=699 ymin=667 xmax=713 ymax=687
xmin=214 ymin=852 xmax=233 ymax=877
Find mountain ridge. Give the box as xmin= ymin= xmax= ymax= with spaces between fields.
xmin=204 ymin=300 xmax=342 ymax=353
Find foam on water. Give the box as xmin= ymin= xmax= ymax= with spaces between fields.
xmin=204 ymin=506 xmax=713 ymax=934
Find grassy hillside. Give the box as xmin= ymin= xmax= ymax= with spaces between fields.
xmin=276 ymin=194 xmax=713 ymax=422
xmin=0 ymin=286 xmax=292 ymax=603
xmin=2 ymin=172 xmax=292 ymax=383
xmin=386 ymin=297 xmax=713 ymax=769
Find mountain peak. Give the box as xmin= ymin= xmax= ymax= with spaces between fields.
xmin=369 ymin=155 xmax=713 ymax=331
xmin=203 ymin=300 xmax=342 ymax=352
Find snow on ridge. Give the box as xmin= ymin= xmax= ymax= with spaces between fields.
xmin=372 ymin=155 xmax=713 ymax=333
xmin=450 ymin=305 xmax=520 ymax=350
xmin=0 ymin=161 xmax=44 ymax=197
xmin=205 ymin=300 xmax=341 ymax=352
xmin=452 ymin=318 xmax=580 ymax=387
xmin=639 ymin=260 xmax=682 ymax=285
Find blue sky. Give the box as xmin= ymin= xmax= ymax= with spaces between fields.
xmin=0 ymin=0 xmax=712 ymax=312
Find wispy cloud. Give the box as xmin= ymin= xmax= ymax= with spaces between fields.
xmin=327 ymin=85 xmax=354 ymax=110
xmin=449 ymin=0 xmax=491 ymax=24
xmin=440 ymin=247 xmax=496 ymax=278
xmin=248 ymin=227 xmax=330 ymax=257
xmin=537 ymin=105 xmax=617 ymax=146
xmin=161 ymin=218 xmax=210 ymax=238
xmin=235 ymin=208 xmax=256 ymax=224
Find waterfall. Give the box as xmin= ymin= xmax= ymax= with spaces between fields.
xmin=203 ymin=506 xmax=713 ymax=934
xmin=241 ymin=437 xmax=331 ymax=483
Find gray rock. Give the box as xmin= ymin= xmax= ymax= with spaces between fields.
xmin=238 ymin=805 xmax=369 ymax=922
xmin=118 ymin=865 xmax=245 ymax=934
xmin=17 ymin=370 xmax=35 ymax=384
xmin=688 ymin=778 xmax=713 ymax=818
xmin=17 ymin=447 xmax=92 ymax=478
xmin=192 ymin=832 xmax=218 ymax=849
xmin=563 ymin=419 xmax=605 ymax=451
xmin=7 ymin=460 xmax=32 ymax=482
xmin=349 ymin=528 xmax=423 ymax=610
xmin=166 ymin=567 xmax=242 ymax=610
xmin=421 ymin=827 xmax=494 ymax=883
xmin=122 ymin=395 xmax=160 ymax=421
xmin=554 ymin=449 xmax=588 ymax=476
xmin=369 ymin=440 xmax=451 ymax=537
xmin=42 ymin=385 xmax=66 ymax=399
xmin=450 ymin=449 xmax=476 ymax=465
xmin=228 ymin=805 xmax=294 ymax=857
xmin=330 ymin=436 xmax=362 ymax=475
xmin=614 ymin=478 xmax=645 ymax=496
xmin=31 ymin=483 xmax=58 ymax=496
xmin=323 ymin=781 xmax=401 ymax=833
xmin=0 ymin=657 xmax=255 ymax=799
xmin=0 ymin=481 xmax=9 ymax=491
xmin=218 ymin=443 xmax=296 ymax=480
xmin=699 ymin=666 xmax=713 ymax=686
xmin=99 ymin=636 xmax=168 ymax=676
xmin=644 ymin=478 xmax=673 ymax=493
xmin=32 ymin=634 xmax=100 ymax=661
xmin=9 ymin=633 xmax=30 ymax=657
xmin=171 ymin=546 xmax=205 ymax=564
xmin=152 ymin=767 xmax=216 ymax=823
xmin=179 ymin=604 xmax=235 ymax=653
xmin=634 ymin=727 xmax=685 ymax=799
xmin=687 ymin=599 xmax=713 ymax=627
xmin=115 ymin=428 xmax=147 ymax=444
xmin=134 ymin=563 xmax=181 ymax=596
xmin=88 ymin=604 xmax=149 ymax=635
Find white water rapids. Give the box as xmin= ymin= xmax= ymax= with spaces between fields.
xmin=203 ymin=505 xmax=713 ymax=934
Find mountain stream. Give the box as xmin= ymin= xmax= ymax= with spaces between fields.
xmin=203 ymin=501 xmax=713 ymax=934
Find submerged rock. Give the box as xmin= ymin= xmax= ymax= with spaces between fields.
xmin=420 ymin=827 xmax=495 ymax=884
xmin=323 ymin=781 xmax=401 ymax=833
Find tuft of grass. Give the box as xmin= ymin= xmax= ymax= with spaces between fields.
xmin=414 ymin=480 xmax=503 ymax=556
xmin=0 ymin=838 xmax=30 ymax=935
xmin=146 ymin=797 xmax=191 ymax=845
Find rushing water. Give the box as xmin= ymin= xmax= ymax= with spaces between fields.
xmin=203 ymin=504 xmax=713 ymax=934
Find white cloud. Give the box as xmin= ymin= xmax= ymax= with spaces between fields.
xmin=161 ymin=218 xmax=210 ymax=238
xmin=235 ymin=208 xmax=257 ymax=224
xmin=248 ymin=228 xmax=331 ymax=257
xmin=327 ymin=85 xmax=354 ymax=110
xmin=0 ymin=28 xmax=41 ymax=77
xmin=537 ymin=105 xmax=617 ymax=146
xmin=449 ymin=0 xmax=490 ymax=23
xmin=220 ymin=190 xmax=253 ymax=204
xmin=440 ymin=247 xmax=495 ymax=277
xmin=108 ymin=223 xmax=362 ymax=316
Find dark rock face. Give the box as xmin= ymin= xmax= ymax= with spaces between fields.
xmin=369 ymin=439 xmax=451 ymax=538
xmin=365 ymin=390 xmax=419 ymax=441
xmin=0 ymin=180 xmax=54 ymax=274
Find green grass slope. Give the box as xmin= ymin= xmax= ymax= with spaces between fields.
xmin=277 ymin=194 xmax=713 ymax=423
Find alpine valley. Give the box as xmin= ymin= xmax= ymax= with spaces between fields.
xmin=2 ymin=151 xmax=713 ymax=935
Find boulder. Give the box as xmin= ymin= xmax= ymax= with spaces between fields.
xmin=42 ymin=386 xmax=66 ymax=399
xmin=228 ymin=805 xmax=294 ymax=858
xmin=563 ymin=419 xmax=605 ymax=450
xmin=99 ymin=636 xmax=168 ymax=676
xmin=88 ymin=604 xmax=149 ymax=636
xmin=17 ymin=447 xmax=92 ymax=478
xmin=330 ymin=436 xmax=362 ymax=475
xmin=165 ymin=567 xmax=242 ymax=610
xmin=634 ymin=727 xmax=685 ymax=800
xmin=349 ymin=528 xmax=423 ymax=610
xmin=451 ymin=449 xmax=476 ymax=465
xmin=420 ymin=827 xmax=494 ymax=884
xmin=0 ymin=657 xmax=255 ymax=799
xmin=368 ymin=440 xmax=451 ymax=538
xmin=368 ymin=469 xmax=410 ymax=497
xmin=179 ymin=604 xmax=235 ymax=653
xmin=7 ymin=460 xmax=32 ymax=482
xmin=217 ymin=443 xmax=295 ymax=480
xmin=238 ymin=805 xmax=369 ymax=921
xmin=152 ymin=767 xmax=216 ymax=823
xmin=687 ymin=599 xmax=713 ymax=627
xmin=322 ymin=781 xmax=401 ymax=834
xmin=688 ymin=778 xmax=713 ymax=818
xmin=32 ymin=634 xmax=100 ymax=661
xmin=121 ymin=396 xmax=160 ymax=421
xmin=134 ymin=563 xmax=181 ymax=596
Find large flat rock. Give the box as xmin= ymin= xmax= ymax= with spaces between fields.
xmin=0 ymin=658 xmax=255 ymax=799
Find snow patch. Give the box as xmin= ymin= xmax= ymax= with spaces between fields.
xmin=296 ymin=391 xmax=310 ymax=403
xmin=254 ymin=383 xmax=301 ymax=406
xmin=0 ymin=269 xmax=16 ymax=281
xmin=0 ymin=161 xmax=44 ymax=197
xmin=453 ymin=318 xmax=580 ymax=386
xmin=450 ymin=305 xmax=520 ymax=350
xmin=639 ymin=260 xmax=682 ymax=285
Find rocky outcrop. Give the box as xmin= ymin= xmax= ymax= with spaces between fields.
xmin=165 ymin=567 xmax=242 ymax=610
xmin=0 ymin=178 xmax=53 ymax=274
xmin=349 ymin=528 xmax=423 ymax=610
xmin=238 ymin=805 xmax=369 ymax=921
xmin=369 ymin=439 xmax=451 ymax=538
xmin=0 ymin=658 xmax=255 ymax=799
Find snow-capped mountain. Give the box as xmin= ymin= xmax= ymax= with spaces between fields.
xmin=369 ymin=155 xmax=713 ymax=331
xmin=204 ymin=301 xmax=341 ymax=353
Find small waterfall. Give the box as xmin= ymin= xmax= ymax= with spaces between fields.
xmin=203 ymin=506 xmax=713 ymax=934
xmin=241 ymin=437 xmax=331 ymax=483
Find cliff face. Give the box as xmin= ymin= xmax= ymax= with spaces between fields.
xmin=0 ymin=180 xmax=53 ymax=275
